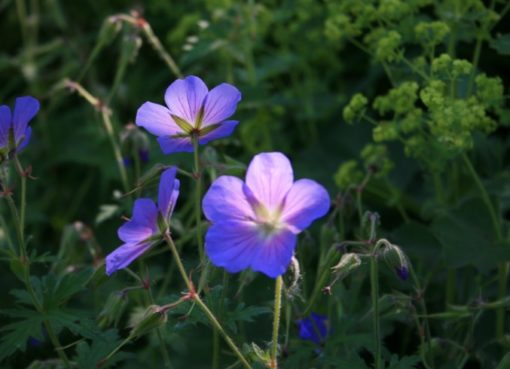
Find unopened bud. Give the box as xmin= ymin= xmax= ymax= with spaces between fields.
xmin=286 ymin=256 xmax=301 ymax=299
xmin=331 ymin=253 xmax=362 ymax=279
xmin=121 ymin=123 xmax=150 ymax=167
xmin=99 ymin=17 xmax=122 ymax=46
xmin=129 ymin=305 xmax=168 ymax=338
xmin=247 ymin=342 xmax=271 ymax=366
xmin=383 ymin=244 xmax=410 ymax=281
xmin=98 ymin=292 xmax=128 ymax=328
xmin=121 ymin=33 xmax=143 ymax=64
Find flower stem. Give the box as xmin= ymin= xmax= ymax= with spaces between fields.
xmin=409 ymin=267 xmax=433 ymax=369
xmin=14 ymin=158 xmax=26 ymax=242
xmin=101 ymin=108 xmax=130 ymax=193
xmin=461 ymin=153 xmax=502 ymax=239
xmin=163 ymin=233 xmax=252 ymax=369
xmin=370 ymin=252 xmax=382 ymax=369
xmin=192 ymin=136 xmax=205 ymax=266
xmin=212 ymin=328 xmax=220 ymax=369
xmin=461 ymin=152 xmax=506 ymax=339
xmin=1 ymin=166 xmax=73 ymax=369
xmin=141 ymin=22 xmax=182 ymax=78
xmin=270 ymin=276 xmax=283 ymax=369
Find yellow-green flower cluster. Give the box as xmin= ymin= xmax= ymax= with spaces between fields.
xmin=414 ymin=21 xmax=450 ymax=49
xmin=334 ymin=144 xmax=394 ymax=189
xmin=361 ymin=144 xmax=394 ymax=176
xmin=334 ymin=160 xmax=364 ymax=189
xmin=343 ymin=93 xmax=368 ymax=123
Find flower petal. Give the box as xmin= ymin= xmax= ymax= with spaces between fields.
xmin=12 ymin=96 xmax=39 ymax=144
xmin=106 ymin=242 xmax=152 ymax=276
xmin=203 ymin=175 xmax=256 ymax=223
xmin=250 ymin=228 xmax=296 ymax=278
xmin=0 ymin=105 xmax=11 ymax=148
xmin=205 ymin=220 xmax=261 ymax=273
xmin=118 ymin=198 xmax=158 ymax=243
xmin=157 ymin=136 xmax=194 ymax=154
xmin=198 ymin=120 xmax=238 ymax=145
xmin=202 ymin=83 xmax=241 ymax=126
xmin=158 ymin=167 xmax=180 ymax=220
xmin=136 ymin=102 xmax=183 ymax=136
xmin=16 ymin=127 xmax=32 ymax=152
xmin=281 ymin=179 xmax=330 ymax=233
xmin=298 ymin=313 xmax=328 ymax=345
xmin=245 ymin=152 xmax=294 ymax=211
xmin=164 ymin=76 xmax=208 ymax=124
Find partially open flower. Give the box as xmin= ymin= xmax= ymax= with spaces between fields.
xmin=0 ymin=96 xmax=40 ymax=161
xmin=105 ymin=167 xmax=180 ymax=275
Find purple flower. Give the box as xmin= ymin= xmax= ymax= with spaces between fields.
xmin=0 ymin=96 xmax=40 ymax=158
xmin=106 ymin=167 xmax=180 ymax=275
xmin=298 ymin=313 xmax=329 ymax=345
xmin=136 ymin=76 xmax=241 ymax=154
xmin=396 ymin=266 xmax=409 ymax=281
xmin=202 ymin=152 xmax=330 ymax=278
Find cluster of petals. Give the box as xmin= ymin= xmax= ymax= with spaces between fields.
xmin=0 ymin=96 xmax=39 ymax=158
xmin=202 ymin=152 xmax=330 ymax=278
xmin=106 ymin=167 xmax=180 ymax=275
xmin=135 ymin=75 xmax=241 ymax=154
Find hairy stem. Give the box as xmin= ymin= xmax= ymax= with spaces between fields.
xmin=270 ymin=276 xmax=283 ymax=369
xmin=461 ymin=153 xmax=506 ymax=339
xmin=2 ymin=165 xmax=73 ymax=369
xmin=101 ymin=109 xmax=130 ymax=193
xmin=370 ymin=252 xmax=382 ymax=369
xmin=164 ymin=233 xmax=252 ymax=369
xmin=192 ymin=136 xmax=205 ymax=265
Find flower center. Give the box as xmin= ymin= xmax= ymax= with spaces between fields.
xmin=254 ymin=204 xmax=283 ymax=238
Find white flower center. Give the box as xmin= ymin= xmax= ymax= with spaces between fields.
xmin=254 ymin=204 xmax=283 ymax=239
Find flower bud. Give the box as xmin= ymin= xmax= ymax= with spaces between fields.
xmin=129 ymin=305 xmax=168 ymax=338
xmin=120 ymin=123 xmax=150 ymax=167
xmin=382 ymin=244 xmax=409 ymax=281
xmin=331 ymin=253 xmax=362 ymax=280
xmin=99 ymin=17 xmax=122 ymax=47
xmin=98 ymin=292 xmax=128 ymax=328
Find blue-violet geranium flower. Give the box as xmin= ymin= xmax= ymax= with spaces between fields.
xmin=0 ymin=96 xmax=40 ymax=160
xmin=106 ymin=167 xmax=180 ymax=275
xmin=202 ymin=152 xmax=330 ymax=278
xmin=298 ymin=313 xmax=329 ymax=345
xmin=136 ymin=75 xmax=241 ymax=154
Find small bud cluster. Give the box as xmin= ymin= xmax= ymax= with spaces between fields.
xmin=334 ymin=144 xmax=394 ymax=190
xmin=328 ymin=1 xmax=507 ymax=171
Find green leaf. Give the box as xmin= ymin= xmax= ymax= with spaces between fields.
xmin=392 ymin=221 xmax=442 ymax=263
xmin=42 ymin=268 xmax=94 ymax=309
xmin=74 ymin=329 xmax=125 ymax=369
xmin=496 ymin=353 xmax=510 ymax=369
xmin=431 ymin=197 xmax=510 ymax=271
xmin=225 ymin=304 xmax=271 ymax=333
xmin=9 ymin=258 xmax=27 ymax=282
xmin=0 ymin=308 xmax=45 ymax=361
xmin=386 ymin=354 xmax=421 ymax=369
xmin=490 ymin=34 xmax=510 ymax=55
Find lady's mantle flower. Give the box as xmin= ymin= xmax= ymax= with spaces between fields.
xmin=298 ymin=313 xmax=329 ymax=345
xmin=136 ymin=75 xmax=241 ymax=154
xmin=0 ymin=96 xmax=40 ymax=160
xmin=106 ymin=167 xmax=180 ymax=275
xmin=202 ymin=152 xmax=330 ymax=278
